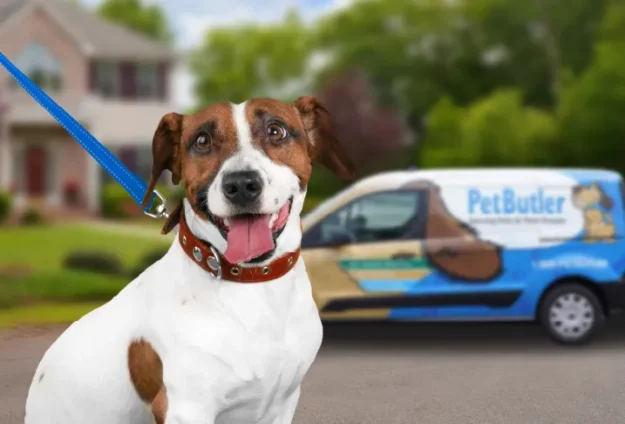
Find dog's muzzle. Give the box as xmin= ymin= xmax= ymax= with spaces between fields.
xmin=221 ymin=170 xmax=263 ymax=208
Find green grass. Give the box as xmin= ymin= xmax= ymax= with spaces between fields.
xmin=0 ymin=223 xmax=170 ymax=272
xmin=0 ymin=302 xmax=103 ymax=328
xmin=0 ymin=270 xmax=128 ymax=308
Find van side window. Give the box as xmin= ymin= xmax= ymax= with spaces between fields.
xmin=302 ymin=191 xmax=424 ymax=248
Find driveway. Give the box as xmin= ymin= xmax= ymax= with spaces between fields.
xmin=2 ymin=320 xmax=625 ymax=423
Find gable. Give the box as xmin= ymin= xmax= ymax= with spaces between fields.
xmin=0 ymin=4 xmax=88 ymax=92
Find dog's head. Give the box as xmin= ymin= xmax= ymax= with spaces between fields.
xmin=142 ymin=96 xmax=354 ymax=266
xmin=572 ymin=182 xmax=613 ymax=210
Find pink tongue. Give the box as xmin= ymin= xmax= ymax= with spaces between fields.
xmin=224 ymin=215 xmax=274 ymax=264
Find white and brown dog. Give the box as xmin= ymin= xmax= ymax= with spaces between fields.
xmin=24 ymin=97 xmax=354 ymax=424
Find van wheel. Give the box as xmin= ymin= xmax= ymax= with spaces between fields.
xmin=538 ymin=283 xmax=605 ymax=345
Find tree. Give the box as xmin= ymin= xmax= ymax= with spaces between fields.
xmin=97 ymin=0 xmax=173 ymax=44
xmin=421 ymin=89 xmax=557 ymax=168
xmin=551 ymin=1 xmax=625 ymax=174
xmin=317 ymin=68 xmax=414 ymax=174
xmin=190 ymin=10 xmax=314 ymax=107
xmin=315 ymin=0 xmax=609 ymax=131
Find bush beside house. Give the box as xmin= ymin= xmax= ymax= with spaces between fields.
xmin=0 ymin=191 xmax=11 ymax=223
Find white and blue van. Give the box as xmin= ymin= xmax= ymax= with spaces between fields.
xmin=301 ymin=168 xmax=625 ymax=345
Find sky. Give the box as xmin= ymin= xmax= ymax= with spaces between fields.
xmin=80 ymin=0 xmax=354 ymax=109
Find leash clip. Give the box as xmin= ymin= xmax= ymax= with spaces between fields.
xmin=144 ymin=190 xmax=169 ymax=220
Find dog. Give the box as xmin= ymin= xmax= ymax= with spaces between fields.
xmin=402 ymin=180 xmax=503 ymax=282
xmin=572 ymin=182 xmax=616 ymax=243
xmin=24 ymin=96 xmax=354 ymax=424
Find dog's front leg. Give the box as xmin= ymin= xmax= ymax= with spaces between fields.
xmin=161 ymin=358 xmax=220 ymax=424
xmin=164 ymin=392 xmax=218 ymax=424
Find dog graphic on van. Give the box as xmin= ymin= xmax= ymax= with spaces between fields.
xmin=572 ymin=182 xmax=616 ymax=243
xmin=402 ymin=180 xmax=503 ymax=282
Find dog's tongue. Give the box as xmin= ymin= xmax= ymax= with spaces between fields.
xmin=224 ymin=215 xmax=274 ymax=264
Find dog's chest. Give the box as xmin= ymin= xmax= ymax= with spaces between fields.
xmin=161 ymin=271 xmax=322 ymax=420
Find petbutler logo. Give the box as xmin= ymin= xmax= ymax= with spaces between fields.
xmin=467 ymin=187 xmax=567 ymax=225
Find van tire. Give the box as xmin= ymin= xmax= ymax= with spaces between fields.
xmin=538 ymin=283 xmax=605 ymax=345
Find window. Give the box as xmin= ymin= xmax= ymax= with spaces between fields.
xmin=11 ymin=42 xmax=62 ymax=91
xmin=302 ymin=190 xmax=424 ymax=248
xmin=94 ymin=62 xmax=119 ymax=98
xmin=136 ymin=63 xmax=158 ymax=99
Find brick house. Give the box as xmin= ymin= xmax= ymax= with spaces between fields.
xmin=0 ymin=0 xmax=178 ymax=214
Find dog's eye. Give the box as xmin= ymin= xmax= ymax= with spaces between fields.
xmin=194 ymin=132 xmax=212 ymax=152
xmin=266 ymin=123 xmax=288 ymax=142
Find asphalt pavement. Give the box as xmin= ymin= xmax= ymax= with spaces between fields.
xmin=3 ymin=320 xmax=625 ymax=424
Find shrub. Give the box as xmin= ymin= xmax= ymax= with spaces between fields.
xmin=101 ymin=183 xmax=172 ymax=218
xmin=169 ymin=185 xmax=185 ymax=205
xmin=0 ymin=191 xmax=11 ymax=223
xmin=0 ymin=269 xmax=127 ymax=309
xmin=101 ymin=183 xmax=135 ymax=218
xmin=62 ymin=250 xmax=125 ymax=276
xmin=302 ymin=197 xmax=325 ymax=215
xmin=20 ymin=208 xmax=44 ymax=226
xmin=128 ymin=247 xmax=169 ymax=279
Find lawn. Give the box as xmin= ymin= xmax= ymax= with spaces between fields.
xmin=0 ymin=302 xmax=103 ymax=328
xmin=0 ymin=223 xmax=170 ymax=272
xmin=0 ymin=222 xmax=171 ymax=315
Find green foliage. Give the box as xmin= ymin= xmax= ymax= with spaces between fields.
xmin=421 ymin=89 xmax=557 ymax=168
xmin=128 ymin=247 xmax=169 ymax=279
xmin=62 ymin=250 xmax=126 ymax=277
xmin=0 ymin=191 xmax=11 ymax=223
xmin=0 ymin=270 xmax=126 ymax=309
xmin=190 ymin=10 xmax=314 ymax=106
xmin=19 ymin=208 xmax=44 ymax=226
xmin=101 ymin=183 xmax=171 ymax=218
xmin=101 ymin=183 xmax=131 ymax=218
xmin=544 ymin=2 xmax=625 ymax=174
xmin=97 ymin=0 xmax=173 ymax=44
xmin=302 ymin=197 xmax=325 ymax=215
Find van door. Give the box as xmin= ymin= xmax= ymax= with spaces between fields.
xmin=302 ymin=188 xmax=438 ymax=320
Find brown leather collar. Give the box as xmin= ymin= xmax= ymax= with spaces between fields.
xmin=177 ymin=213 xmax=300 ymax=283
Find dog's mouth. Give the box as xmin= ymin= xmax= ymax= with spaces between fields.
xmin=207 ymin=197 xmax=293 ymax=264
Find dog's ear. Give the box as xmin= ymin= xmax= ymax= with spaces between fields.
xmin=423 ymin=185 xmax=502 ymax=282
xmin=161 ymin=201 xmax=183 ymax=235
xmin=293 ymin=96 xmax=355 ymax=181
xmin=572 ymin=185 xmax=583 ymax=195
xmin=142 ymin=113 xmax=184 ymax=208
xmin=600 ymin=191 xmax=614 ymax=210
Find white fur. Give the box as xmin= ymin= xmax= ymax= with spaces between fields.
xmin=24 ymin=102 xmax=322 ymax=423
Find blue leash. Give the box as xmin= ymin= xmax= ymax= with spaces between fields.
xmin=0 ymin=52 xmax=168 ymax=219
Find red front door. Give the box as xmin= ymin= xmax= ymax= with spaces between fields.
xmin=25 ymin=145 xmax=46 ymax=196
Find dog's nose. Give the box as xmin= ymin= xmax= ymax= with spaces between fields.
xmin=221 ymin=171 xmax=264 ymax=206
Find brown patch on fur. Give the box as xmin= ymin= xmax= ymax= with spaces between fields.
xmin=403 ymin=180 xmax=502 ymax=281
xmin=247 ymin=98 xmax=314 ymax=189
xmin=152 ymin=387 xmax=168 ymax=424
xmin=142 ymin=113 xmax=183 ymax=208
xmin=293 ymin=96 xmax=355 ymax=181
xmin=180 ymin=103 xmax=240 ymax=215
xmin=128 ymin=339 xmax=167 ymax=422
xmin=145 ymin=103 xmax=239 ymax=229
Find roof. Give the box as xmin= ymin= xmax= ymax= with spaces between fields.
xmin=301 ymin=167 xmax=623 ymax=229
xmin=0 ymin=0 xmax=175 ymax=61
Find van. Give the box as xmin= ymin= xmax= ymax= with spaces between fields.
xmin=301 ymin=168 xmax=625 ymax=345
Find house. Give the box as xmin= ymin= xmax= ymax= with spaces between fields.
xmin=0 ymin=0 xmax=178 ymax=215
